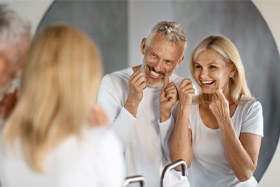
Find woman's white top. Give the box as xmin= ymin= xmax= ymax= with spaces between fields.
xmin=0 ymin=127 xmax=125 ymax=187
xmin=188 ymin=100 xmax=263 ymax=187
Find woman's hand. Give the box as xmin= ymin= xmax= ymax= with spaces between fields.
xmin=89 ymin=105 xmax=109 ymax=127
xmin=178 ymin=79 xmax=195 ymax=113
xmin=0 ymin=89 xmax=19 ymax=120
xmin=209 ymin=89 xmax=230 ymax=124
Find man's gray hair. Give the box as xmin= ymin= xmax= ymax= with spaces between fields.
xmin=0 ymin=4 xmax=31 ymax=51
xmin=147 ymin=21 xmax=187 ymax=47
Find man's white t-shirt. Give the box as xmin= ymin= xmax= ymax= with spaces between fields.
xmin=0 ymin=128 xmax=125 ymax=187
xmin=98 ymin=68 xmax=184 ymax=187
xmin=188 ymin=100 xmax=263 ymax=187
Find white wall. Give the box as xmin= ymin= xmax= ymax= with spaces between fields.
xmin=252 ymin=2 xmax=280 ymax=186
xmin=1 ymin=0 xmax=280 ymax=186
xmin=0 ymin=0 xmax=54 ymax=35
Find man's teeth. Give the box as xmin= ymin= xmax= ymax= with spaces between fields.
xmin=151 ymin=70 xmax=160 ymax=77
xmin=201 ymin=80 xmax=214 ymax=84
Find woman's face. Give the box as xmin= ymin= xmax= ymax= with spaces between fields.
xmin=193 ymin=49 xmax=235 ymax=96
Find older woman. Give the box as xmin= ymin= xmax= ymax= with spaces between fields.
xmin=170 ymin=35 xmax=263 ymax=187
xmin=0 ymin=25 xmax=125 ymax=187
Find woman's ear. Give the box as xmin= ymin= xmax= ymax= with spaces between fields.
xmin=140 ymin=38 xmax=147 ymax=55
xmin=229 ymin=64 xmax=237 ymax=78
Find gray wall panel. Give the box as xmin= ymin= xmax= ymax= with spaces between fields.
xmin=38 ymin=0 xmax=128 ymax=75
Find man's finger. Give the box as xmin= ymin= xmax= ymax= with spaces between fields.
xmin=163 ymin=76 xmax=169 ymax=88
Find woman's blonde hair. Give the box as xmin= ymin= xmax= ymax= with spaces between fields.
xmin=190 ymin=35 xmax=253 ymax=104
xmin=2 ymin=24 xmax=102 ymax=172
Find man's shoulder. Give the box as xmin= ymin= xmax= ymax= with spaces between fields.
xmin=170 ymin=73 xmax=184 ymax=84
xmin=100 ymin=68 xmax=132 ymax=88
xmin=104 ymin=68 xmax=132 ymax=80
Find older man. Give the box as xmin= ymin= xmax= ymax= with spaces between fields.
xmin=98 ymin=21 xmax=188 ymax=186
xmin=0 ymin=5 xmax=31 ymax=122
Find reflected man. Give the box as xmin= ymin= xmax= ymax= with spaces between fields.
xmin=0 ymin=4 xmax=31 ymax=123
xmin=98 ymin=21 xmax=187 ymax=186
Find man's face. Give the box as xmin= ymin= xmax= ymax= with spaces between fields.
xmin=141 ymin=33 xmax=185 ymax=88
xmin=0 ymin=53 xmax=12 ymax=88
xmin=0 ymin=39 xmax=29 ymax=97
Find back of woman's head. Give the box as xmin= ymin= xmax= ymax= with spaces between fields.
xmin=2 ymin=24 xmax=102 ymax=172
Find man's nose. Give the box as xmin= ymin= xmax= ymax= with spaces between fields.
xmin=153 ymin=60 xmax=163 ymax=72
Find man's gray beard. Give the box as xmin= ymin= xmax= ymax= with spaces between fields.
xmin=145 ymin=72 xmax=173 ymax=88
xmin=146 ymin=79 xmax=163 ymax=88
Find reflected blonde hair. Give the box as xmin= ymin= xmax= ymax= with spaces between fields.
xmin=2 ymin=24 xmax=102 ymax=172
xmin=190 ymin=35 xmax=253 ymax=104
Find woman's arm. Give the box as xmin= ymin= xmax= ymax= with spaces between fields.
xmin=210 ymin=90 xmax=263 ymax=181
xmin=169 ymin=79 xmax=194 ymax=168
xmin=219 ymin=120 xmax=262 ymax=181
xmin=170 ymin=105 xmax=193 ymax=168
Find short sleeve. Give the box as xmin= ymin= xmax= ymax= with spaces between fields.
xmin=241 ymin=101 xmax=263 ymax=137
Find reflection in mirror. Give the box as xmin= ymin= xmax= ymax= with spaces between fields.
xmin=35 ymin=0 xmax=280 ymax=183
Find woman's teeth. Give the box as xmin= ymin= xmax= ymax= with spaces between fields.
xmin=201 ymin=80 xmax=214 ymax=85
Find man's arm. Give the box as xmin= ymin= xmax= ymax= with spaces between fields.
xmin=159 ymin=77 xmax=179 ymax=160
xmin=97 ymin=74 xmax=137 ymax=149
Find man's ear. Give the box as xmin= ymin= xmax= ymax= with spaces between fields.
xmin=140 ymin=38 xmax=146 ymax=55
xmin=176 ymin=55 xmax=185 ymax=69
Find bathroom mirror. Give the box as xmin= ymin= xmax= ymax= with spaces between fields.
xmin=18 ymin=0 xmax=280 ymax=183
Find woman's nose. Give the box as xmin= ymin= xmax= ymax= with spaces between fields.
xmin=199 ymin=68 xmax=208 ymax=78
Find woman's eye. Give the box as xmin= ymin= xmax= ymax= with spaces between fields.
xmin=194 ymin=65 xmax=201 ymax=69
xmin=209 ymin=65 xmax=217 ymax=69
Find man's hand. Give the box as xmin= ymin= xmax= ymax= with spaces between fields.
xmin=160 ymin=77 xmax=178 ymax=122
xmin=124 ymin=70 xmax=146 ymax=117
xmin=0 ymin=89 xmax=18 ymax=120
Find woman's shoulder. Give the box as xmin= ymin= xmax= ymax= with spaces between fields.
xmin=85 ymin=127 xmax=121 ymax=147
xmin=238 ymin=98 xmax=262 ymax=113
xmin=49 ymin=127 xmax=122 ymax=165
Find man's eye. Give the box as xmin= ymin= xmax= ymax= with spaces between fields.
xmin=150 ymin=53 xmax=157 ymax=58
xmin=194 ymin=65 xmax=201 ymax=69
xmin=165 ymin=60 xmax=172 ymax=65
